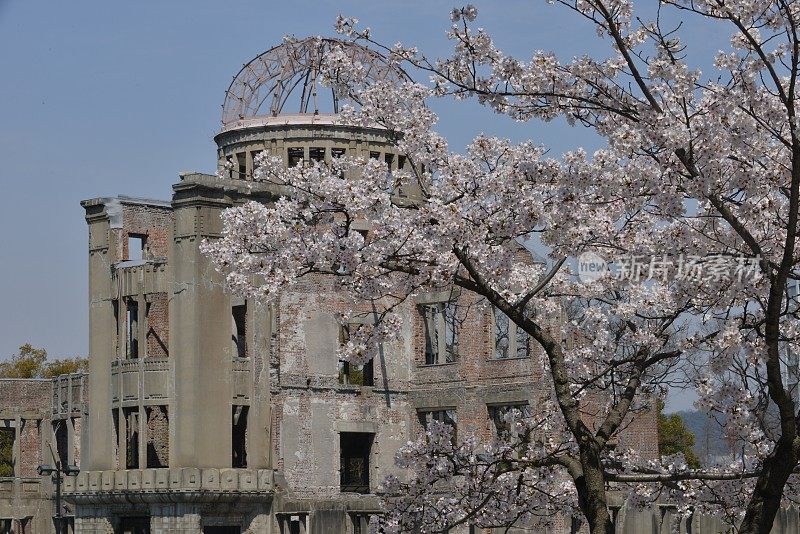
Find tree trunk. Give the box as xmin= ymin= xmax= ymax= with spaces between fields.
xmin=575 ymin=440 xmax=614 ymax=534
xmin=738 ymin=435 xmax=798 ymax=534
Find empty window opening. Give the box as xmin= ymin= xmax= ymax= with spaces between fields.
xmin=232 ymin=405 xmax=248 ymax=468
xmin=418 ymin=409 xmax=457 ymax=439
xmin=340 ymin=432 xmax=372 ymax=493
xmin=0 ymin=519 xmax=10 ymax=534
xmin=369 ymin=151 xmax=381 ymax=160
xmin=127 ymin=234 xmax=147 ymax=261
xmin=54 ymin=420 xmax=69 ymax=467
xmin=146 ymin=406 xmax=169 ymax=468
xmin=338 ymin=360 xmax=374 ymax=387
xmin=113 ymin=409 xmax=120 ymax=469
xmin=113 ymin=299 xmax=121 ymax=359
xmin=609 ymin=506 xmax=621 ymax=531
xmin=278 ymin=515 xmax=307 ymax=534
xmin=250 ymin=150 xmax=263 ymax=175
xmin=493 ymin=306 xmax=531 ymax=359
xmin=384 ymin=153 xmax=394 ymax=169
xmin=309 ymin=147 xmax=325 ymax=163
xmin=488 ymin=404 xmax=529 ymax=437
xmin=398 ymin=155 xmax=407 ymax=170
xmin=126 ymin=300 xmax=139 ymax=359
xmin=330 ymin=148 xmax=347 ymax=178
xmin=124 ymin=408 xmax=139 ymax=469
xmin=204 ymin=527 xmax=241 ymax=534
xmin=287 ymin=147 xmax=304 ymax=167
xmin=0 ymin=427 xmax=14 ymax=477
xmin=236 ymin=152 xmax=247 ymax=178
xmin=420 ymin=301 xmax=460 ymax=364
xmin=119 ymin=517 xmax=150 ymax=534
xmin=338 ymin=325 xmax=374 ymax=386
xmin=350 ymin=514 xmax=376 ymax=534
xmin=232 ymin=304 xmax=247 ymax=358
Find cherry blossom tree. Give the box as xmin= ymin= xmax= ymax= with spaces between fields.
xmin=203 ymin=1 xmax=800 ymax=533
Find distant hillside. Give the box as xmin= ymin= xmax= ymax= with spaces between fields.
xmin=670 ymin=410 xmax=732 ymax=465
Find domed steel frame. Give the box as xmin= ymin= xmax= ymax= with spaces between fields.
xmin=222 ymin=37 xmax=407 ymax=125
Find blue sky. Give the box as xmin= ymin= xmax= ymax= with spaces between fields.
xmin=0 ymin=1 xmax=729 ymax=408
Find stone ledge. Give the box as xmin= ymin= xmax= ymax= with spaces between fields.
xmin=63 ymin=468 xmax=275 ymax=503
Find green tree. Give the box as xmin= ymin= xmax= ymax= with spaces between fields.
xmin=658 ymin=400 xmax=701 ymax=469
xmin=0 ymin=429 xmax=12 ymax=477
xmin=42 ymin=356 xmax=88 ymax=378
xmin=0 ymin=343 xmax=47 ymax=378
xmin=0 ymin=344 xmax=87 ymax=379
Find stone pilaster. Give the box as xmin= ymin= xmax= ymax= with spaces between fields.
xmin=81 ymin=198 xmax=122 ymax=471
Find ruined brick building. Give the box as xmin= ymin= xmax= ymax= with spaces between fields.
xmin=1 ymin=374 xmax=86 ymax=534
xmin=1 ymin=38 xmax=669 ymax=534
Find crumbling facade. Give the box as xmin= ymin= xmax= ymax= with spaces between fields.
xmin=0 ymin=374 xmax=86 ymax=534
xmin=1 ymin=37 xmax=672 ymax=534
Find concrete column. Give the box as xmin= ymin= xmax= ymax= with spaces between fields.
xmin=170 ymin=181 xmax=234 ymax=468
xmin=246 ymin=300 xmax=271 ymax=469
xmin=137 ymin=293 xmax=147 ymax=359
xmin=13 ymin=416 xmax=20 ymax=477
xmin=138 ymin=406 xmax=146 ymax=469
xmin=117 ymin=409 xmax=125 ymax=469
xmin=117 ymin=300 xmax=125 ymax=360
xmin=246 ymin=150 xmax=254 ymax=179
xmin=82 ymin=199 xmax=121 ymax=471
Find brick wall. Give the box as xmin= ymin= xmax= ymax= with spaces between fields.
xmin=117 ymin=202 xmax=172 ymax=262
xmin=272 ymin=276 xmax=661 ymax=498
xmin=0 ymin=380 xmax=50 ymax=479
xmin=146 ymin=292 xmax=169 ymax=358
xmin=145 ymin=405 xmax=169 ymax=468
xmin=72 ymin=416 xmax=82 ymax=467
xmin=16 ymin=420 xmax=39 ymax=478
xmin=0 ymin=380 xmax=50 ymax=413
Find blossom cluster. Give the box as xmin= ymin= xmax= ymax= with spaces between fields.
xmin=203 ymin=0 xmax=800 ymax=530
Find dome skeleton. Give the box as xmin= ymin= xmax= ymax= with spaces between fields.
xmin=221 ymin=37 xmax=407 ymax=125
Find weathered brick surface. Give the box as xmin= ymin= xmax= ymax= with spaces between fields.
xmin=17 ymin=419 xmax=39 ymax=478
xmin=119 ymin=203 xmax=172 ymax=261
xmin=272 ymin=279 xmax=413 ymax=497
xmin=146 ymin=292 xmax=169 ymax=358
xmin=272 ymin=275 xmax=660 ymax=502
xmin=145 ymin=405 xmax=169 ymax=468
xmin=72 ymin=416 xmax=83 ymax=467
xmin=0 ymin=380 xmax=49 ymax=478
xmin=0 ymin=380 xmax=50 ymax=413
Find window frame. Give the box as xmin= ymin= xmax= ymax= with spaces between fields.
xmin=339 ymin=432 xmax=374 ymax=494
xmin=488 ymin=403 xmax=530 ymax=437
xmin=232 ymin=303 xmax=247 ymax=359
xmin=491 ymin=306 xmax=532 ymax=360
xmin=417 ymin=408 xmax=458 ymax=441
xmin=126 ymin=298 xmax=140 ymax=360
xmin=419 ymin=301 xmax=460 ymax=365
xmin=337 ymin=322 xmax=375 ymax=387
